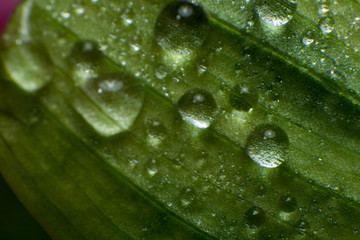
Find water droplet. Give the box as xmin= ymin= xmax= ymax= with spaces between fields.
xmin=155 ymin=65 xmax=168 ymax=79
xmin=69 ymin=41 xmax=103 ymax=85
xmin=177 ymin=89 xmax=216 ymax=129
xmin=146 ymin=159 xmax=158 ymax=177
xmin=302 ymin=29 xmax=315 ymax=46
xmin=229 ymin=84 xmax=258 ymax=111
xmin=245 ymin=206 xmax=266 ymax=227
xmin=296 ymin=218 xmax=310 ymax=234
xmin=146 ymin=119 xmax=167 ymax=147
xmin=279 ymin=194 xmax=297 ymax=212
xmin=319 ymin=15 xmax=335 ymax=34
xmin=155 ymin=1 xmax=209 ymax=57
xmin=60 ymin=11 xmax=71 ymax=19
xmin=179 ymin=187 xmax=196 ymax=208
xmin=246 ymin=124 xmax=289 ymax=168
xmin=255 ymin=0 xmax=297 ymax=28
xmin=78 ymin=72 xmax=145 ymax=136
xmin=3 ymin=42 xmax=54 ymax=92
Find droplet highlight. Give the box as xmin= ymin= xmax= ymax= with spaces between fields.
xmin=77 ymin=72 xmax=145 ymax=136
xmin=319 ymin=15 xmax=335 ymax=34
xmin=255 ymin=0 xmax=297 ymax=29
xmin=177 ymin=88 xmax=216 ymax=129
xmin=279 ymin=194 xmax=297 ymax=212
xmin=245 ymin=206 xmax=266 ymax=228
xmin=69 ymin=41 xmax=103 ymax=85
xmin=246 ymin=124 xmax=289 ymax=168
xmin=154 ymin=1 xmax=209 ymax=57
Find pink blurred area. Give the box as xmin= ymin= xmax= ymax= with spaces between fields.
xmin=0 ymin=0 xmax=22 ymax=35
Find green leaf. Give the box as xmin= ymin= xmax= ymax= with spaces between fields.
xmin=1 ymin=0 xmax=360 ymax=239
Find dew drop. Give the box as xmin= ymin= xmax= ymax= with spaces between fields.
xmin=302 ymin=29 xmax=315 ymax=46
xmin=69 ymin=41 xmax=103 ymax=85
xmin=229 ymin=84 xmax=258 ymax=111
xmin=255 ymin=0 xmax=297 ymax=28
xmin=3 ymin=42 xmax=54 ymax=93
xmin=146 ymin=119 xmax=167 ymax=147
xmin=178 ymin=187 xmax=196 ymax=208
xmin=78 ymin=72 xmax=145 ymax=136
xmin=246 ymin=124 xmax=289 ymax=168
xmin=154 ymin=1 xmax=209 ymax=57
xmin=319 ymin=15 xmax=335 ymax=34
xmin=146 ymin=159 xmax=158 ymax=177
xmin=279 ymin=194 xmax=297 ymax=212
xmin=177 ymin=88 xmax=216 ymax=129
xmin=245 ymin=206 xmax=266 ymax=228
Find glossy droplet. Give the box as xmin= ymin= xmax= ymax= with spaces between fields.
xmin=246 ymin=124 xmax=289 ymax=168
xmin=146 ymin=119 xmax=167 ymax=147
xmin=179 ymin=187 xmax=196 ymax=208
xmin=177 ymin=89 xmax=216 ymax=129
xmin=145 ymin=159 xmax=158 ymax=177
xmin=245 ymin=206 xmax=266 ymax=227
xmin=3 ymin=42 xmax=54 ymax=93
xmin=302 ymin=29 xmax=315 ymax=46
xmin=78 ymin=72 xmax=145 ymax=136
xmin=319 ymin=15 xmax=335 ymax=34
xmin=255 ymin=0 xmax=297 ymax=28
xmin=70 ymin=41 xmax=103 ymax=85
xmin=154 ymin=1 xmax=209 ymax=56
xmin=279 ymin=194 xmax=297 ymax=212
xmin=229 ymin=84 xmax=258 ymax=111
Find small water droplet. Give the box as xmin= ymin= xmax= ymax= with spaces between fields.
xmin=279 ymin=194 xmax=297 ymax=212
xmin=255 ymin=0 xmax=297 ymax=29
xmin=319 ymin=15 xmax=335 ymax=34
xmin=246 ymin=124 xmax=289 ymax=168
xmin=146 ymin=119 xmax=167 ymax=147
xmin=245 ymin=206 xmax=266 ymax=228
xmin=302 ymin=29 xmax=315 ymax=46
xmin=179 ymin=187 xmax=196 ymax=208
xmin=177 ymin=88 xmax=216 ymax=129
xmin=155 ymin=1 xmax=209 ymax=58
xmin=146 ymin=159 xmax=158 ymax=177
xmin=60 ymin=11 xmax=71 ymax=19
xmin=155 ymin=65 xmax=168 ymax=79
xmin=229 ymin=84 xmax=258 ymax=111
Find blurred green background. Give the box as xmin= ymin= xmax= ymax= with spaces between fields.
xmin=0 ymin=173 xmax=51 ymax=240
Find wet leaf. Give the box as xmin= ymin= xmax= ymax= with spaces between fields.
xmin=1 ymin=0 xmax=360 ymax=239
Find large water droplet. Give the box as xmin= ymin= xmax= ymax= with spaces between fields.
xmin=319 ymin=15 xmax=335 ymax=34
xmin=3 ymin=42 xmax=54 ymax=93
xmin=77 ymin=72 xmax=145 ymax=136
xmin=154 ymin=1 xmax=209 ymax=57
xmin=69 ymin=41 xmax=103 ymax=85
xmin=279 ymin=194 xmax=297 ymax=212
xmin=177 ymin=89 xmax=216 ymax=129
xmin=245 ymin=206 xmax=266 ymax=228
xmin=255 ymin=0 xmax=297 ymax=29
xmin=229 ymin=84 xmax=258 ymax=111
xmin=246 ymin=124 xmax=289 ymax=168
